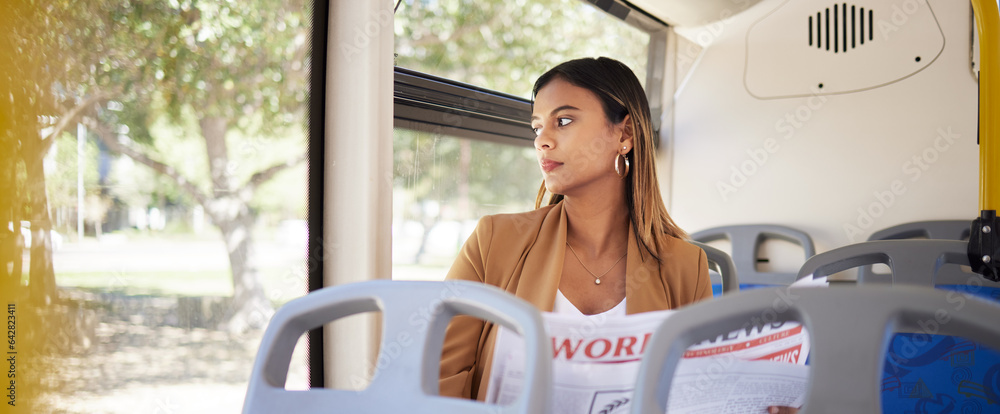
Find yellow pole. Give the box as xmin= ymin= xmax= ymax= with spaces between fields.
xmin=973 ymin=0 xmax=1000 ymax=211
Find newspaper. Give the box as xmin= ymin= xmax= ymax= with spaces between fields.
xmin=487 ymin=310 xmax=810 ymax=413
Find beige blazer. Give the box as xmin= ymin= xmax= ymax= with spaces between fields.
xmin=438 ymin=202 xmax=712 ymax=400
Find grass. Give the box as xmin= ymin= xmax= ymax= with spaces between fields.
xmin=55 ymin=270 xmax=233 ymax=297
xmin=50 ymin=264 xmax=450 ymax=297
xmin=49 ymin=266 xmax=307 ymax=304
xmin=18 ymin=232 xmax=460 ymax=304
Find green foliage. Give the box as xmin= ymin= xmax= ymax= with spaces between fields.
xmin=48 ymin=0 xmax=178 ymax=121
xmin=394 ymin=0 xmax=651 ymax=98
xmin=154 ymin=0 xmax=311 ymax=137
xmin=36 ymin=0 xmax=311 ymax=216
xmin=47 ymin=0 xmax=311 ymax=140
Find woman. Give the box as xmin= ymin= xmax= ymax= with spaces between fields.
xmin=438 ymin=57 xmax=712 ymax=401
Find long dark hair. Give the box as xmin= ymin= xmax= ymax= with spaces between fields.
xmin=532 ymin=57 xmax=687 ymax=261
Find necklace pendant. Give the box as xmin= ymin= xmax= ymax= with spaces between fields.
xmin=595 ymin=278 xmax=601 ymax=285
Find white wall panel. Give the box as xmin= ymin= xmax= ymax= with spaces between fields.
xmin=667 ymin=0 xmax=978 ymax=263
xmin=325 ymin=0 xmax=394 ymax=390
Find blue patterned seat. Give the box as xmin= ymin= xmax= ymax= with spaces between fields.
xmin=797 ymin=240 xmax=1000 ymax=413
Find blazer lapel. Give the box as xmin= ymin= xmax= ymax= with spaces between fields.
xmin=509 ymin=204 xmax=672 ymax=314
xmin=513 ymin=203 xmax=567 ymax=312
xmin=625 ymin=225 xmax=670 ymax=314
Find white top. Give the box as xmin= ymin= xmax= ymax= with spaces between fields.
xmin=552 ymin=289 xmax=626 ymax=317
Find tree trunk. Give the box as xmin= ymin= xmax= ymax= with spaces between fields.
xmin=0 ymin=221 xmax=23 ymax=292
xmin=201 ymin=116 xmax=231 ymax=198
xmin=216 ymin=204 xmax=272 ymax=332
xmin=456 ymin=139 xmax=472 ymax=249
xmin=413 ymin=215 xmax=440 ymax=264
xmin=200 ymin=118 xmax=272 ymax=332
xmin=24 ymin=155 xmax=57 ymax=304
xmin=0 ymin=152 xmax=24 ymax=295
xmin=457 ymin=139 xmax=471 ymax=220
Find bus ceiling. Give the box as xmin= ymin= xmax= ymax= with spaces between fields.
xmin=624 ymin=0 xmax=765 ymax=27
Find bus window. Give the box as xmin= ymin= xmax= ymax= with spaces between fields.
xmin=3 ymin=1 xmax=314 ymax=412
xmin=394 ymin=0 xmax=651 ymax=97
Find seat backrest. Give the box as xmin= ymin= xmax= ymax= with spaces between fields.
xmin=796 ymin=239 xmax=978 ymax=286
xmin=691 ymin=224 xmax=816 ymax=286
xmin=867 ymin=219 xmax=972 ymax=241
xmin=630 ymin=286 xmax=1000 ymax=414
xmin=859 ymin=220 xmax=973 ymax=281
xmin=796 ymin=239 xmax=1000 ymax=413
xmin=242 ymin=280 xmax=551 ymax=414
xmin=690 ymin=241 xmax=739 ymax=295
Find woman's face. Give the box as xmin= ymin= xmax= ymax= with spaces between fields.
xmin=531 ymin=77 xmax=630 ymax=197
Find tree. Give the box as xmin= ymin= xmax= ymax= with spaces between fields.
xmin=103 ymin=0 xmax=309 ymax=331
xmin=22 ymin=0 xmax=311 ymax=331
xmin=394 ymin=0 xmax=650 ymax=98
xmin=1 ymin=0 xmax=82 ymax=306
xmin=1 ymin=3 xmax=79 ymax=410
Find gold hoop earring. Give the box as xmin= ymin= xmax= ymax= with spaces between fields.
xmin=615 ymin=153 xmax=630 ymax=178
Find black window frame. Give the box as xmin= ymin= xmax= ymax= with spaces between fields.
xmin=307 ymin=0 xmax=329 ymax=389
xmin=391 ymin=0 xmax=670 ymax=142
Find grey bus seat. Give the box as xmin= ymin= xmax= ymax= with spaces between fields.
xmin=630 ymin=286 xmax=1000 ymax=414
xmin=867 ymin=219 xmax=972 ymax=241
xmin=691 ymin=225 xmax=816 ymax=286
xmin=690 ymin=241 xmax=739 ymax=295
xmin=794 ymin=239 xmax=1000 ymax=413
xmin=242 ymin=280 xmax=552 ymax=414
xmin=796 ymin=239 xmax=976 ymax=286
xmin=859 ymin=220 xmax=973 ymax=281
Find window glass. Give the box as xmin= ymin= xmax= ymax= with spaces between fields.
xmin=392 ymin=129 xmax=538 ymax=280
xmin=4 ymin=1 xmax=312 ymax=412
xmin=394 ymin=0 xmax=651 ymax=98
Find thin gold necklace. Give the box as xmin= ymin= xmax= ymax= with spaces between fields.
xmin=565 ymin=242 xmax=627 ymax=285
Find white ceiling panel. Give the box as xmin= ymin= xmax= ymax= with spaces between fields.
xmin=627 ymin=0 xmax=765 ymax=26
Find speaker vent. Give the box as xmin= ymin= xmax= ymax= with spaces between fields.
xmin=809 ymin=3 xmax=873 ymax=53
